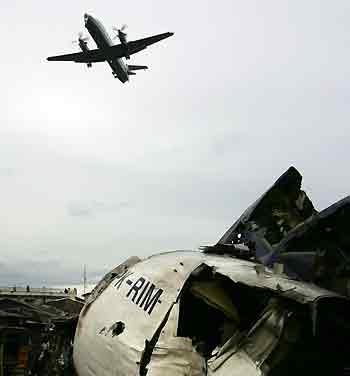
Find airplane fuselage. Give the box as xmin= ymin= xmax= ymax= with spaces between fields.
xmin=84 ymin=14 xmax=129 ymax=83
xmin=47 ymin=14 xmax=174 ymax=83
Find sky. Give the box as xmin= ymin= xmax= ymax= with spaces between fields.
xmin=1 ymin=0 xmax=350 ymax=285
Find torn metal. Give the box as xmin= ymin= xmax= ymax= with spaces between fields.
xmin=205 ymin=166 xmax=350 ymax=297
xmin=0 ymin=296 xmax=83 ymax=375
xmin=74 ymin=166 xmax=350 ymax=375
xmin=74 ymin=251 xmax=350 ymax=376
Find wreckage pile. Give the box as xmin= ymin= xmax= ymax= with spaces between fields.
xmin=0 ymin=287 xmax=83 ymax=375
xmin=2 ymin=167 xmax=350 ymax=375
xmin=205 ymin=166 xmax=350 ymax=299
xmin=73 ymin=167 xmax=350 ymax=376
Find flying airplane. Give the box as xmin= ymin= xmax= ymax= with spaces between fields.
xmin=73 ymin=167 xmax=350 ymax=376
xmin=47 ymin=13 xmax=174 ymax=83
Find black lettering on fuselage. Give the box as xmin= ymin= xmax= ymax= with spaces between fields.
xmin=114 ymin=271 xmax=134 ymax=290
xmin=139 ymin=283 xmax=163 ymax=315
xmin=127 ymin=277 xmax=146 ymax=302
xmin=124 ymin=277 xmax=163 ymax=315
xmin=136 ymin=281 xmax=150 ymax=305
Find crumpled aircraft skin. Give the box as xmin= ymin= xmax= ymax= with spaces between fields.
xmin=205 ymin=166 xmax=350 ymax=297
xmin=74 ymin=251 xmax=350 ymax=376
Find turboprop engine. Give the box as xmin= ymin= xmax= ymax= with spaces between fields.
xmin=73 ymin=32 xmax=92 ymax=67
xmin=113 ymin=25 xmax=130 ymax=59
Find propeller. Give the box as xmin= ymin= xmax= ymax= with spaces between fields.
xmin=72 ymin=32 xmax=89 ymax=44
xmin=112 ymin=24 xmax=130 ymax=59
xmin=112 ymin=25 xmax=128 ymax=41
xmin=120 ymin=24 xmax=128 ymax=33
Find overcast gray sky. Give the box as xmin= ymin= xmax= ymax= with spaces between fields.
xmin=1 ymin=0 xmax=350 ymax=285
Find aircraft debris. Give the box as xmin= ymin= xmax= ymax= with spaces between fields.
xmin=0 ymin=292 xmax=83 ymax=375
xmin=74 ymin=253 xmax=350 ymax=375
xmin=205 ymin=166 xmax=350 ymax=297
xmin=73 ymin=167 xmax=350 ymax=375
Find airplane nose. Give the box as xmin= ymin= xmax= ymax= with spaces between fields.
xmin=84 ymin=13 xmax=90 ymax=23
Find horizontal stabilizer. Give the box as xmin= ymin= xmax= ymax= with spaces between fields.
xmin=128 ymin=71 xmax=136 ymax=75
xmin=128 ymin=65 xmax=148 ymax=71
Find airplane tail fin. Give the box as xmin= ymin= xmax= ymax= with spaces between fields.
xmin=127 ymin=65 xmax=148 ymax=72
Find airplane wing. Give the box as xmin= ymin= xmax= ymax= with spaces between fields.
xmin=47 ymin=49 xmax=106 ymax=63
xmin=126 ymin=32 xmax=174 ymax=56
xmin=47 ymin=32 xmax=174 ymax=62
xmin=102 ymin=32 xmax=174 ymax=58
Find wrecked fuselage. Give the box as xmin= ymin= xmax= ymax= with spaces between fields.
xmin=74 ymin=167 xmax=350 ymax=375
xmin=205 ymin=166 xmax=350 ymax=297
xmin=73 ymin=251 xmax=350 ymax=375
